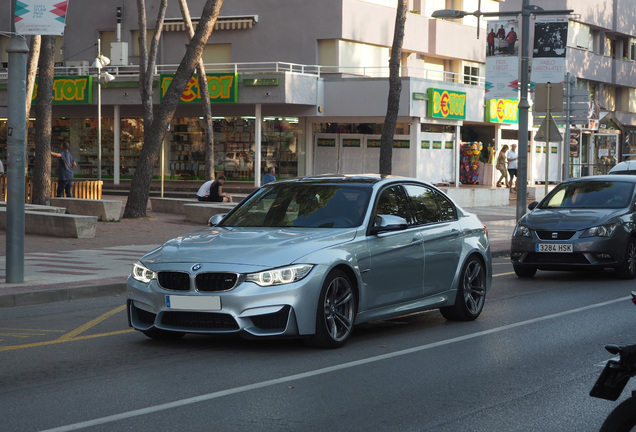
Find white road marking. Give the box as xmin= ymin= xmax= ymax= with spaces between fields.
xmin=40 ymin=296 xmax=630 ymax=432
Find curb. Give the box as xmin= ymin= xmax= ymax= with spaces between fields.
xmin=0 ymin=282 xmax=127 ymax=308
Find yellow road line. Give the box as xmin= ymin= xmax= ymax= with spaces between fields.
xmin=57 ymin=305 xmax=127 ymax=341
xmin=494 ymin=271 xmax=515 ymax=277
xmin=0 ymin=328 xmax=65 ymax=333
xmin=0 ymin=329 xmax=135 ymax=352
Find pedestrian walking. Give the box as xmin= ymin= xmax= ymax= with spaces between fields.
xmin=496 ymin=145 xmax=509 ymax=188
xmin=51 ymin=141 xmax=77 ymax=197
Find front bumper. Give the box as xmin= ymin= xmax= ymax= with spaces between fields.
xmin=126 ymin=265 xmax=330 ymax=338
xmin=510 ymin=235 xmax=625 ymax=270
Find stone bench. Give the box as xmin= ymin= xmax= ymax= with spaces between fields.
xmin=151 ymin=195 xmax=246 ymax=214
xmin=49 ymin=197 xmax=122 ymax=221
xmin=183 ymin=203 xmax=237 ymax=224
xmin=0 ymin=207 xmax=97 ymax=238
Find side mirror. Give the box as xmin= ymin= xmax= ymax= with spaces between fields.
xmin=370 ymin=214 xmax=408 ymax=234
xmin=528 ymin=201 xmax=538 ymax=210
xmin=209 ymin=213 xmax=226 ymax=227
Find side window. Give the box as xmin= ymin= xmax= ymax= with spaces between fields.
xmin=435 ymin=192 xmax=457 ymax=221
xmin=374 ymin=186 xmax=410 ymax=224
xmin=403 ymin=184 xmax=441 ymax=224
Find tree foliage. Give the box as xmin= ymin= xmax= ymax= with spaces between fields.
xmin=379 ymin=0 xmax=407 ymax=176
xmin=123 ymin=0 xmax=224 ymax=218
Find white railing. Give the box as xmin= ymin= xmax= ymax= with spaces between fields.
xmin=1 ymin=61 xmax=485 ymax=87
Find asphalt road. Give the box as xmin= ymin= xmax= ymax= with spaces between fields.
xmin=1 ymin=258 xmax=635 ymax=432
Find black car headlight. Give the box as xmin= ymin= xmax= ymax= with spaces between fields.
xmin=132 ymin=262 xmax=157 ymax=284
xmin=514 ymin=224 xmax=532 ymax=238
xmin=581 ymin=223 xmax=618 ymax=238
xmin=246 ymin=264 xmax=314 ymax=287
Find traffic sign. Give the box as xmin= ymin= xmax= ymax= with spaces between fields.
xmin=535 ymin=114 xmax=563 ymax=142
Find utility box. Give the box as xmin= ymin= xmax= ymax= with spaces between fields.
xmin=110 ymin=42 xmax=129 ymax=66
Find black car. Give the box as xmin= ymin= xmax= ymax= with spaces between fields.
xmin=511 ymin=176 xmax=636 ymax=279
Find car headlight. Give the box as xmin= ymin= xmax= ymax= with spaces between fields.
xmin=581 ymin=223 xmax=618 ymax=238
xmin=132 ymin=262 xmax=157 ymax=284
xmin=246 ymin=264 xmax=314 ymax=287
xmin=514 ymin=224 xmax=532 ymax=238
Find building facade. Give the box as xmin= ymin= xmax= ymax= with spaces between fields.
xmin=1 ymin=0 xmax=635 ymax=186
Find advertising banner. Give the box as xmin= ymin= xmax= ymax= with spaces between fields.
xmin=485 ymin=99 xmax=519 ymax=124
xmin=531 ymin=18 xmax=569 ymax=84
xmin=485 ymin=19 xmax=519 ymax=100
xmin=160 ymin=73 xmax=238 ymax=103
xmin=14 ymin=0 xmax=69 ymax=35
xmin=427 ymin=88 xmax=466 ymax=120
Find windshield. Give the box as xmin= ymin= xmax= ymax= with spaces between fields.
xmin=221 ymin=183 xmax=371 ymax=228
xmin=539 ymin=180 xmax=635 ymax=209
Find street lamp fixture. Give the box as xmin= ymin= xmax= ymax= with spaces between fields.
xmin=431 ymin=1 xmax=572 ymax=221
xmin=92 ymin=39 xmax=114 ymax=182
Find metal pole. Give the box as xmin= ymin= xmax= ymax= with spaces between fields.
xmin=97 ymin=39 xmax=102 ymax=182
xmin=255 ymin=103 xmax=262 ymax=187
xmin=161 ymin=139 xmax=165 ymax=198
xmin=564 ymin=72 xmax=572 ymax=180
xmin=114 ymin=104 xmax=120 ymax=185
xmin=516 ymin=0 xmax=531 ymax=221
xmin=545 ymin=83 xmax=551 ymax=197
xmin=5 ymin=35 xmax=29 ymax=283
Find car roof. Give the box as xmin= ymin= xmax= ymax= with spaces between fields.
xmin=609 ymin=160 xmax=636 ymax=173
xmin=561 ymin=175 xmax=636 ymax=184
xmin=271 ymin=174 xmax=435 ymax=187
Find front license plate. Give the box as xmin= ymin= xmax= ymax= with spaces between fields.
xmin=536 ymin=243 xmax=573 ymax=253
xmin=165 ymin=295 xmax=221 ymax=311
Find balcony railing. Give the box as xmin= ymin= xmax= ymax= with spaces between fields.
xmin=0 ymin=61 xmax=484 ymax=87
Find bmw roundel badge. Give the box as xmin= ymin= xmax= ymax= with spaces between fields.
xmin=192 ymin=264 xmax=202 ymax=271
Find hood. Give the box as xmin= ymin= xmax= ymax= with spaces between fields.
xmin=141 ymin=227 xmax=357 ymax=267
xmin=522 ymin=208 xmax=625 ymax=230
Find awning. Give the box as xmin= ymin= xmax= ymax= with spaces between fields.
xmin=164 ymin=15 xmax=258 ymax=32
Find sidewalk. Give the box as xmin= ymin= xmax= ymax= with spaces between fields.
xmin=0 ymin=197 xmax=518 ymax=308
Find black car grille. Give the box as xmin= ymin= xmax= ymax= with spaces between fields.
xmin=524 ymin=252 xmax=590 ymax=264
xmin=158 ymin=272 xmax=190 ymax=291
xmin=250 ymin=306 xmax=291 ymax=330
xmin=158 ymin=272 xmax=239 ymax=292
xmin=161 ymin=311 xmax=239 ymax=330
xmin=535 ymin=230 xmax=576 ymax=240
xmin=195 ymin=273 xmax=238 ymax=292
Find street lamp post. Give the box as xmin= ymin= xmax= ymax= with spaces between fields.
xmin=92 ymin=39 xmax=114 ymax=182
xmin=432 ymin=1 xmax=572 ymax=221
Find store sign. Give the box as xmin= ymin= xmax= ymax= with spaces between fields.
xmin=32 ymin=76 xmax=93 ymax=105
xmin=486 ymin=99 xmax=518 ymax=124
xmin=160 ymin=73 xmax=238 ymax=103
xmin=427 ymin=88 xmax=466 ymax=120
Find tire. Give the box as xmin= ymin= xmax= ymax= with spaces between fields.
xmin=514 ymin=264 xmax=537 ymax=278
xmin=141 ymin=328 xmax=185 ymax=340
xmin=306 ymin=269 xmax=357 ymax=349
xmin=440 ymin=256 xmax=486 ymax=321
xmin=615 ymin=238 xmax=636 ymax=280
xmin=600 ymin=395 xmax=636 ymax=432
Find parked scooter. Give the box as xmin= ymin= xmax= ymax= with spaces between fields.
xmin=590 ymin=291 xmax=636 ymax=431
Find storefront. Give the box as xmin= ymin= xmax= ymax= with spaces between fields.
xmin=0 ymin=72 xmax=494 ymax=186
xmin=0 ymin=115 xmax=304 ymax=181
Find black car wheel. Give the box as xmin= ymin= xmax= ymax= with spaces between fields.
xmin=307 ymin=269 xmax=357 ymax=349
xmin=440 ymin=256 xmax=486 ymax=321
xmin=615 ymin=237 xmax=636 ymax=280
xmin=514 ymin=264 xmax=537 ymax=278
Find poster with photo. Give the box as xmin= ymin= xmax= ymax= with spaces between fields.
xmin=531 ymin=18 xmax=569 ymax=84
xmin=485 ymin=19 xmax=519 ymax=100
